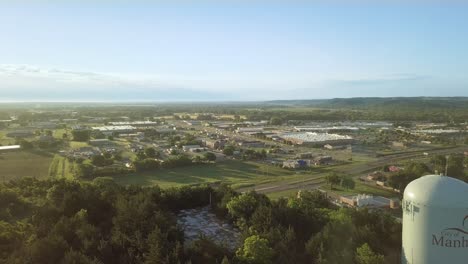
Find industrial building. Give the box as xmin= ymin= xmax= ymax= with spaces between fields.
xmin=237 ymin=140 xmax=265 ymax=148
xmin=108 ymin=121 xmax=158 ymax=126
xmin=236 ymin=127 xmax=264 ymax=134
xmin=280 ymin=132 xmax=353 ymax=145
xmin=340 ymin=194 xmax=399 ymax=208
xmin=294 ymin=126 xmax=359 ymax=132
xmin=91 ymin=125 xmax=136 ymax=135
xmin=0 ymin=145 xmax=21 ymax=152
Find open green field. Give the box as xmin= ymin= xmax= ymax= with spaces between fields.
xmin=266 ymin=189 xmax=299 ymax=200
xmin=0 ymin=150 xmax=53 ymax=181
xmin=322 ymin=181 xmax=397 ymax=198
xmin=69 ymin=141 xmax=90 ymax=149
xmin=48 ymin=155 xmax=74 ymax=179
xmin=112 ymin=160 xmax=297 ymax=188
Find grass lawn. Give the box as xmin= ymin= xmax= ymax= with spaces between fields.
xmin=266 ymin=189 xmax=299 ymax=200
xmin=0 ymin=150 xmax=53 ymax=181
xmin=69 ymin=141 xmax=90 ymax=149
xmin=53 ymin=128 xmax=69 ymax=140
xmin=322 ymin=181 xmax=398 ymax=198
xmin=112 ymin=160 xmax=297 ymax=188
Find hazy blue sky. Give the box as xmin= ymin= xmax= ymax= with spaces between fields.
xmin=1 ymin=2 xmax=467 ymax=101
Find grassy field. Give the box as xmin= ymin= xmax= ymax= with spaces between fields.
xmin=322 ymin=181 xmax=397 ymax=198
xmin=112 ymin=160 xmax=297 ymax=188
xmin=266 ymin=189 xmax=299 ymax=200
xmin=0 ymin=150 xmax=53 ymax=181
xmin=69 ymin=141 xmax=90 ymax=149
xmin=48 ymin=155 xmax=74 ymax=179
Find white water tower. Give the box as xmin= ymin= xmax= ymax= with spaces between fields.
xmin=402 ymin=175 xmax=468 ymax=264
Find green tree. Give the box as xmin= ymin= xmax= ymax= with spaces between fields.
xmin=221 ymin=256 xmax=230 ymax=264
xmin=341 ymin=177 xmax=356 ymax=190
xmin=355 ymin=243 xmax=385 ymax=264
xmin=144 ymin=227 xmax=167 ymax=264
xmin=71 ymin=130 xmax=90 ymax=142
xmin=269 ymin=117 xmax=283 ymax=125
xmin=204 ymin=152 xmax=217 ymax=162
xmin=226 ymin=192 xmax=270 ymax=227
xmin=236 ymin=235 xmax=274 ymax=264
xmin=145 ymin=147 xmax=157 ymax=158
xmin=326 ymin=172 xmax=341 ymax=189
xmin=223 ymin=145 xmax=235 ymax=156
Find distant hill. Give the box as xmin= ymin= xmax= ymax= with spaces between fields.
xmin=264 ymin=97 xmax=468 ymax=109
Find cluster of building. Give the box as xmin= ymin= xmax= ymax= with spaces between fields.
xmin=280 ymin=132 xmax=354 ymax=146
xmin=340 ymin=194 xmax=400 ymax=209
xmin=282 ymin=156 xmax=333 ymax=169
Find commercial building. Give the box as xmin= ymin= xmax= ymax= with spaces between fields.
xmin=237 ymin=140 xmax=265 ymax=148
xmin=313 ymin=156 xmax=333 ymax=165
xmin=236 ymin=127 xmax=264 ymax=134
xmin=108 ymin=121 xmax=158 ymax=126
xmin=92 ymin=125 xmax=136 ymax=135
xmin=340 ymin=194 xmax=398 ymax=208
xmin=294 ymin=126 xmax=359 ymax=132
xmin=184 ymin=120 xmax=202 ymax=126
xmin=280 ymin=132 xmax=353 ymax=146
xmin=0 ymin=145 xmax=21 ymax=152
xmin=182 ymin=145 xmax=202 ymax=151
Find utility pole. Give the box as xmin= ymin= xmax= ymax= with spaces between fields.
xmin=444 ymin=155 xmax=449 ymax=176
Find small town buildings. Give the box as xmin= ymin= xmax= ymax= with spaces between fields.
xmin=184 ymin=120 xmax=202 ymax=126
xmin=188 ymin=147 xmax=207 ymax=153
xmin=313 ymin=156 xmax=333 ymax=165
xmin=340 ymin=194 xmax=399 ymax=208
xmin=324 ymin=144 xmax=347 ymax=150
xmin=236 ymin=127 xmax=264 ymax=134
xmin=62 ymin=119 xmax=78 ymax=123
xmin=182 ymin=145 xmax=202 ymax=151
xmin=203 ymin=139 xmax=226 ymax=150
xmin=6 ymin=130 xmax=34 ymax=138
xmin=32 ymin=122 xmax=57 ymax=129
xmin=366 ymin=171 xmax=385 ymax=181
xmin=69 ymin=147 xmax=100 ymax=159
xmin=392 ymin=141 xmax=406 ymax=148
xmin=388 ymin=165 xmax=402 ymax=172
xmin=282 ymin=159 xmax=311 ymax=169
xmin=108 ymin=121 xmax=158 ymax=127
xmin=296 ymin=152 xmax=314 ymax=159
xmin=237 ymin=140 xmax=264 ymax=148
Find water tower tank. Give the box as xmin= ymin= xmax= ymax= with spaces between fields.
xmin=402 ymin=175 xmax=468 ymax=264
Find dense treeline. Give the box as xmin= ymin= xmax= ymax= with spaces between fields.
xmin=1 ymin=97 xmax=467 ymax=123
xmin=0 ymin=178 xmax=401 ymax=264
